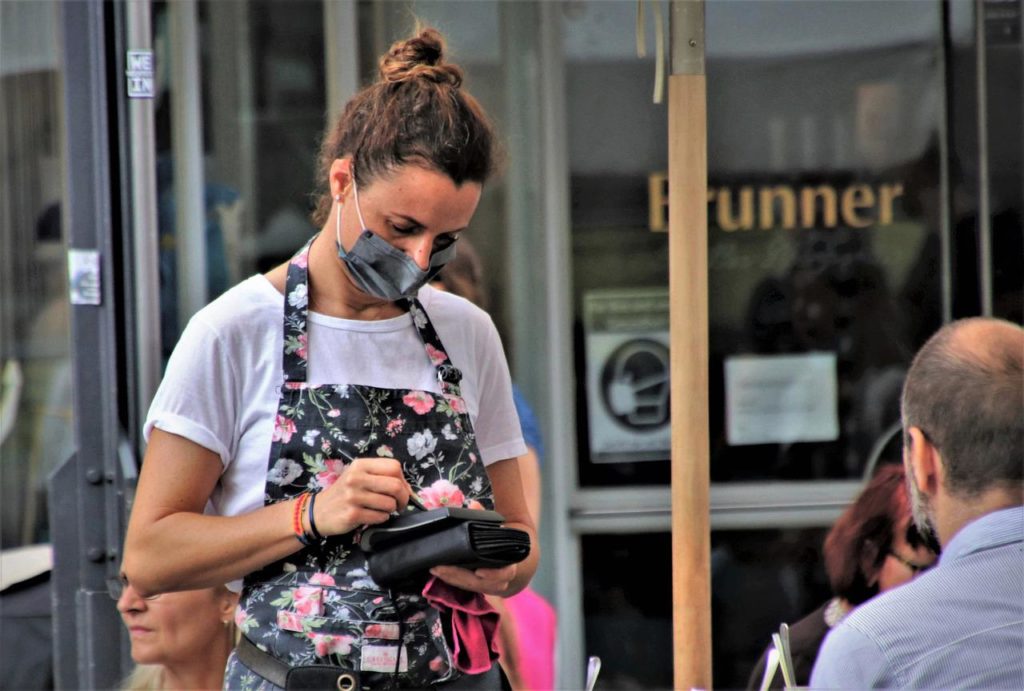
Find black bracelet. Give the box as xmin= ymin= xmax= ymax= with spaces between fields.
xmin=307 ymin=489 xmax=325 ymax=542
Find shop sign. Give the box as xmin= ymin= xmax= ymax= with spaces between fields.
xmin=648 ymin=173 xmax=906 ymax=232
xmin=126 ymin=50 xmax=155 ymax=99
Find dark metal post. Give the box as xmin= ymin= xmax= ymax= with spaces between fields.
xmin=50 ymin=1 xmax=135 ymax=687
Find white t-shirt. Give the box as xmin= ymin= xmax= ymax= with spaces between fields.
xmin=144 ymin=276 xmax=526 ymax=524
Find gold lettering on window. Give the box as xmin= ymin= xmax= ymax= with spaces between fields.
xmin=717 ymin=186 xmax=755 ymax=232
xmin=758 ymin=186 xmax=797 ymax=230
xmin=647 ymin=172 xmax=907 ymax=232
xmin=799 ymin=185 xmax=838 ymax=229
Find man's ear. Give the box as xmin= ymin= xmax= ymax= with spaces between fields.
xmin=906 ymin=426 xmax=942 ymax=495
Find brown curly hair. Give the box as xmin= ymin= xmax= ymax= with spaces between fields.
xmin=310 ymin=27 xmax=498 ymax=227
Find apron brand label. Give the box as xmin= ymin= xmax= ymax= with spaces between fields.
xmin=361 ymin=644 xmax=408 ymax=673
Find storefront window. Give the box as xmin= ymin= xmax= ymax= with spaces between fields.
xmin=565 ymin=1 xmax=671 ymax=487
xmin=0 ymin=0 xmax=70 ymax=548
xmin=569 ymin=0 xmax=946 ymax=487
xmin=704 ymin=1 xmax=945 ymax=485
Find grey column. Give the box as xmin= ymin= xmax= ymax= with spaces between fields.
xmin=52 ymin=1 xmax=133 ymax=688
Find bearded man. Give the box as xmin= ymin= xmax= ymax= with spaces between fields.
xmin=811 ymin=317 xmax=1023 ymax=689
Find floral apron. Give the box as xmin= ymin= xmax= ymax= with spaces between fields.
xmin=224 ymin=242 xmax=495 ymax=690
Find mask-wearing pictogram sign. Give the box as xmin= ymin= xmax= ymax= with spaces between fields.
xmin=583 ymin=289 xmax=671 ymax=463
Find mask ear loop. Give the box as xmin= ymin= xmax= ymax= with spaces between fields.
xmin=351 ymin=175 xmax=369 ymax=230
xmin=334 ymin=193 xmax=346 ymax=253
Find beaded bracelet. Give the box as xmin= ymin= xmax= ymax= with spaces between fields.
xmin=292 ymin=492 xmax=313 ymax=546
xmin=307 ymin=489 xmax=325 ymax=542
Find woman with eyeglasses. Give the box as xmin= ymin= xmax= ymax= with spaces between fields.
xmin=122 ymin=26 xmax=536 ymax=691
xmin=746 ymin=464 xmax=938 ymax=690
xmin=113 ymin=575 xmax=238 ymax=690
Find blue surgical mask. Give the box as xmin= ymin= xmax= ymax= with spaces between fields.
xmin=335 ymin=176 xmax=457 ymax=301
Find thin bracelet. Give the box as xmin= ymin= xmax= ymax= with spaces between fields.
xmin=307 ymin=489 xmax=325 ymax=542
xmin=293 ymin=493 xmax=312 ymax=546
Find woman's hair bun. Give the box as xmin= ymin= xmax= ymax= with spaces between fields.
xmin=379 ymin=27 xmax=463 ymax=88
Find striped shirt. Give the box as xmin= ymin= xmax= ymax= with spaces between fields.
xmin=810 ymin=506 xmax=1024 ymax=690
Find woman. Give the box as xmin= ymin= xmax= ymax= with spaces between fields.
xmin=123 ymin=27 xmax=537 ymax=690
xmin=115 ymin=578 xmax=238 ymax=690
xmin=746 ymin=464 xmax=937 ymax=689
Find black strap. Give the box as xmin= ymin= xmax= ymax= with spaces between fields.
xmin=238 ymin=635 xmax=363 ymax=691
xmin=236 ymin=635 xmax=289 ymax=688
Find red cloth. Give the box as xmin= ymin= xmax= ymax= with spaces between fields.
xmin=422 ymin=577 xmax=501 ymax=675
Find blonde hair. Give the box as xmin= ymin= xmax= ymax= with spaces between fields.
xmin=119 ymin=621 xmax=237 ymax=691
xmin=121 ymin=665 xmax=163 ymax=691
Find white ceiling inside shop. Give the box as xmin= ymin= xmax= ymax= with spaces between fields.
xmin=0 ymin=0 xmax=60 ymax=76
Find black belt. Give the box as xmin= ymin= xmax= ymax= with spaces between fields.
xmin=236 ymin=635 xmax=359 ymax=690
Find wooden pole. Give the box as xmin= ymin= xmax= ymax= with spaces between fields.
xmin=668 ymin=2 xmax=711 ymax=689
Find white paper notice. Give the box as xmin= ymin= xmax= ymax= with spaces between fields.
xmin=725 ymin=352 xmax=839 ymax=446
xmin=67 ymin=249 xmax=101 ymax=305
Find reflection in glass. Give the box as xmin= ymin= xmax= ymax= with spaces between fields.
xmin=580 ymin=530 xmax=830 ymax=690
xmin=156 ymin=1 xmax=327 ymax=358
xmin=563 ymin=0 xmax=947 ymax=485
xmin=0 ymin=0 xmax=71 ymax=548
xmin=564 ymin=1 xmax=671 ymax=488
xmin=705 ymin=11 xmax=945 ymax=482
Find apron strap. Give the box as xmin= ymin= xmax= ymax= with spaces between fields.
xmin=281 ymin=237 xmax=315 ymax=383
xmin=404 ymin=297 xmax=465 ymax=398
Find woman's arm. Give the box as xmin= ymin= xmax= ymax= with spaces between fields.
xmin=429 ymin=457 xmax=539 ymax=597
xmin=122 ymin=428 xmax=410 ymax=597
xmin=122 ymin=429 xmax=298 ymax=596
xmin=517 ymin=447 xmax=542 ymax=527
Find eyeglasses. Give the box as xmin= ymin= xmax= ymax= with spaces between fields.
xmin=888 ymin=550 xmax=932 ymax=575
xmin=107 ymin=573 xmax=161 ymax=601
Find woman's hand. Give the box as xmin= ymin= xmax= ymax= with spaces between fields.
xmin=312 ymin=457 xmax=411 ymax=536
xmin=428 ymin=564 xmax=517 ymax=596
